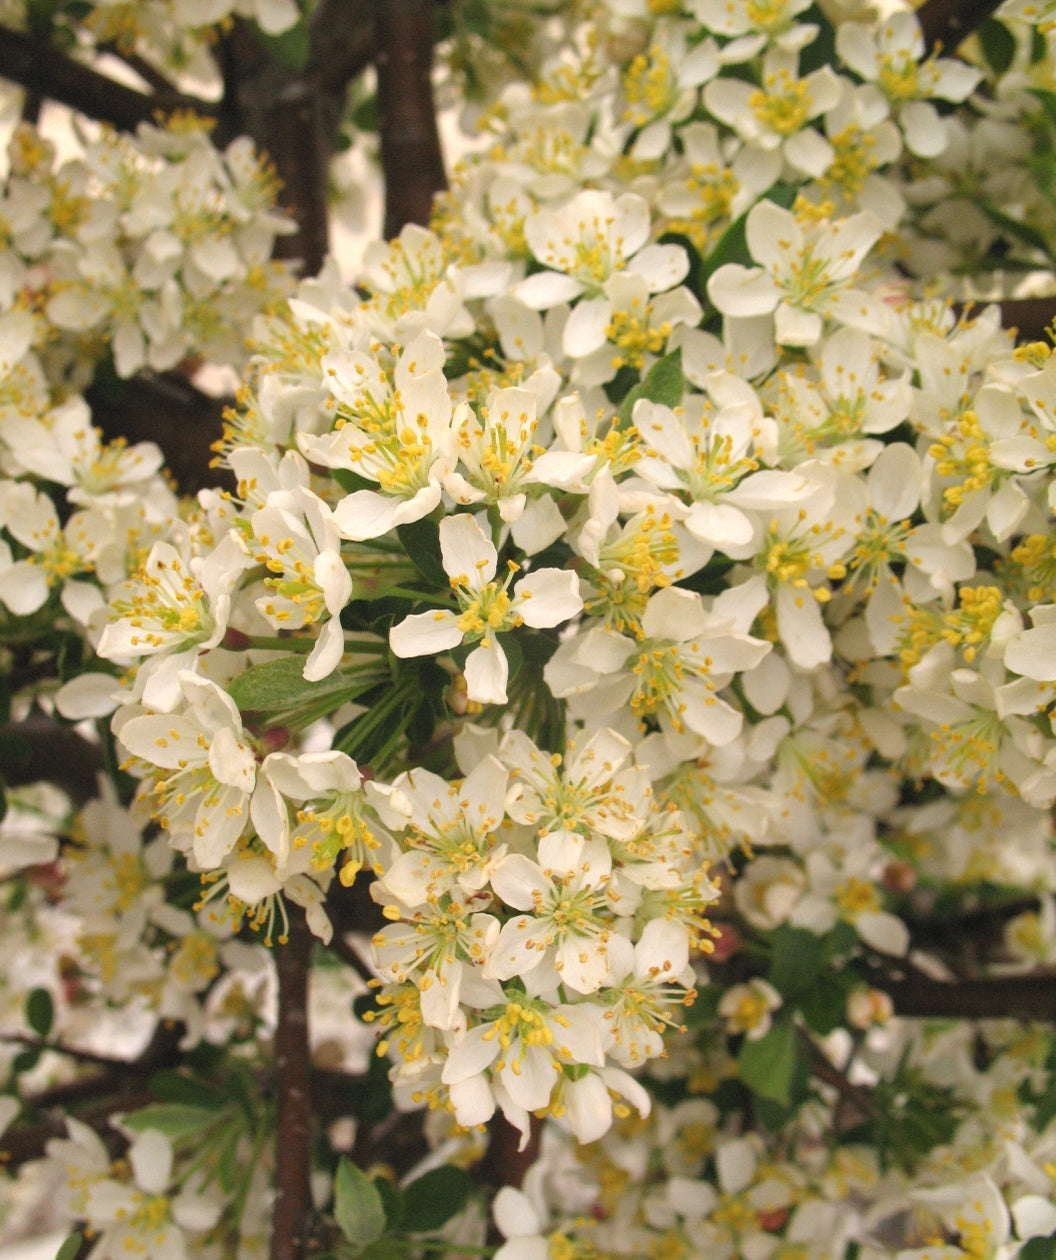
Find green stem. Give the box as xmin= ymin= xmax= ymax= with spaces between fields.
xmin=374 ymin=585 xmax=455 ymax=604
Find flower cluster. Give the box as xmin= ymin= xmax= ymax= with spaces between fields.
xmin=8 ymin=0 xmax=1056 ymax=1257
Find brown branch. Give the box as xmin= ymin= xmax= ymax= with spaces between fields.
xmin=995 ymin=298 xmax=1056 ymax=344
xmin=916 ymin=0 xmax=1006 ymax=55
xmin=305 ymin=0 xmax=374 ymax=96
xmin=0 ymin=25 xmax=217 ymax=131
xmin=805 ymin=1038 xmax=877 ymax=1130
xmin=86 ymin=370 xmax=231 ymax=497
xmin=374 ymin=0 xmax=447 ymax=238
xmin=882 ymin=971 xmax=1056 ymax=1020
xmin=0 ymin=1033 xmax=151 ymax=1072
xmin=324 ymin=932 xmax=375 ymax=986
xmin=270 ymin=908 xmax=315 ymax=1260
xmin=1 ymin=711 xmax=104 ymax=805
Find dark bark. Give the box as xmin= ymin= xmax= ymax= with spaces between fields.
xmin=270 ymin=908 xmax=315 ymax=1260
xmin=0 ymin=25 xmax=217 ymax=132
xmin=86 ymin=371 xmax=231 ymax=497
xmin=883 ymin=972 xmax=1056 ymax=1020
xmin=995 ymin=298 xmax=1056 ymax=345
xmin=1 ymin=712 xmax=104 ymax=806
xmin=374 ymin=0 xmax=447 ymax=238
xmin=915 ymin=0 xmax=1007 ymax=55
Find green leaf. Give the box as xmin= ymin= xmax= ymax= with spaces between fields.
xmin=1031 ymin=88 xmax=1056 ymax=130
xmin=978 ymin=19 xmax=1016 ymax=77
xmin=1020 ymin=1238 xmax=1056 ymax=1260
xmin=737 ymin=1019 xmax=799 ymax=1106
xmin=359 ymin=1242 xmax=406 ymax=1260
xmin=334 ymin=468 xmax=375 ymax=495
xmin=0 ymin=778 xmax=6 ymax=827
xmin=979 ymin=200 xmax=1052 ymax=257
xmin=767 ymin=926 xmax=823 ymax=999
xmin=228 ymin=657 xmax=383 ymax=726
xmin=149 ymin=1070 xmax=227 ymax=1109
xmin=12 ymin=1048 xmax=40 ymax=1075
xmin=701 ymin=183 xmax=797 ymax=288
xmin=25 ymin=988 xmax=54 ymax=1039
xmin=55 ymin=1233 xmax=83 ymax=1260
xmin=333 ymin=1157 xmax=387 ymax=1248
xmin=397 ymin=518 xmax=447 ymax=589
xmin=255 ymin=17 xmax=309 ymax=71
xmin=373 ymin=1176 xmax=405 ymax=1232
xmin=122 ymin=1104 xmax=223 ymax=1139
xmin=797 ymin=976 xmax=852 ymax=1036
xmin=403 ymin=1166 xmax=472 ymax=1232
xmin=617 ymin=348 xmax=685 ymax=425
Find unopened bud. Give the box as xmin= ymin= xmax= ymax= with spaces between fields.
xmin=881 ymin=860 xmax=916 ymax=894
xmin=221 ymin=626 xmax=251 ymax=650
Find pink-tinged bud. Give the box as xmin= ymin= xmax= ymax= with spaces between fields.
xmin=260 ymin=726 xmax=290 ymax=753
xmin=708 ymin=922 xmax=740 ymax=963
xmin=881 ymin=860 xmax=916 ymax=894
xmin=757 ymin=1208 xmax=789 ymax=1232
xmin=221 ymin=626 xmax=251 ymax=650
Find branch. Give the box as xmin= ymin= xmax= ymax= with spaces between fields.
xmin=324 ymin=932 xmax=375 ymax=986
xmin=0 ymin=25 xmax=217 ymax=131
xmin=86 ymin=370 xmax=231 ymax=496
xmin=374 ymin=0 xmax=447 ymax=238
xmin=270 ymin=908 xmax=315 ymax=1260
xmin=882 ymin=971 xmax=1056 ymax=1020
xmin=805 ymin=1037 xmax=877 ymax=1130
xmin=995 ymin=297 xmax=1056 ymax=344
xmin=305 ymin=0 xmax=374 ymax=96
xmin=1 ymin=711 xmax=104 ymax=805
xmin=915 ymin=0 xmax=1006 ymax=55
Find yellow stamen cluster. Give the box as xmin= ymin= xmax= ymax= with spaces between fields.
xmin=928 ymin=410 xmax=995 ymax=508
xmin=897 ymin=585 xmax=1004 ymax=669
xmin=750 ymin=71 xmax=812 ymax=136
xmin=606 ymin=301 xmax=672 ymax=371
xmin=823 ymin=125 xmax=878 ymax=199
xmin=665 ymin=163 xmax=739 ymax=252
xmin=623 ymin=46 xmax=677 ymax=127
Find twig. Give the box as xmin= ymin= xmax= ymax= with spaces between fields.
xmin=0 ymin=25 xmax=218 ymax=132
xmin=0 ymin=1032 xmax=149 ymax=1071
xmin=374 ymin=0 xmax=447 ymax=238
xmin=805 ymin=1037 xmax=877 ymax=1130
xmin=325 ymin=932 xmax=376 ymax=986
xmin=270 ymin=907 xmax=315 ymax=1260
xmin=916 ymin=0 xmax=1006 ymax=55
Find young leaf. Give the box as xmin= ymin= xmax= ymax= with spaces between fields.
xmin=403 ymin=1166 xmax=473 ymax=1232
xmin=122 ymin=1104 xmax=223 ymax=1139
xmin=55 ymin=1233 xmax=83 ymax=1260
xmin=978 ymin=18 xmax=1016 ymax=77
xmin=254 ymin=17 xmax=309 ymax=71
xmin=25 ymin=987 xmax=54 ymax=1038
xmin=767 ymin=927 xmax=823 ymax=999
xmin=228 ymin=658 xmax=383 ymax=726
xmin=618 ymin=348 xmax=685 ymax=425
xmin=397 ymin=517 xmax=447 ymax=588
xmin=333 ymin=1157 xmax=387 ymax=1248
xmin=737 ymin=1019 xmax=799 ymax=1106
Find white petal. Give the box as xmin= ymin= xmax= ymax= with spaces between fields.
xmin=389 ymin=610 xmax=463 ymax=658
xmin=515 ymin=568 xmax=582 ymax=627
xmin=464 ymin=638 xmax=509 ymax=705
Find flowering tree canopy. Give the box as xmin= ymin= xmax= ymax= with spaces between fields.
xmin=7 ymin=1 xmax=1056 ymax=1257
